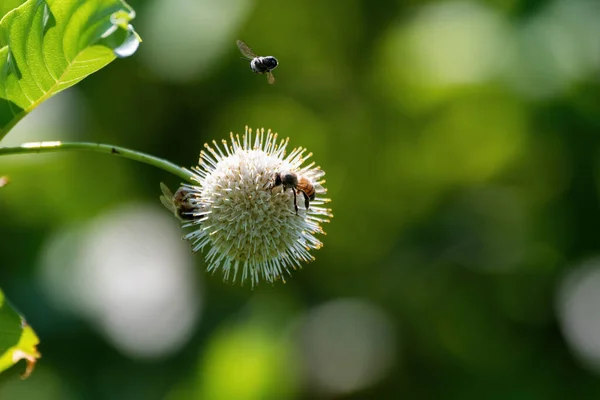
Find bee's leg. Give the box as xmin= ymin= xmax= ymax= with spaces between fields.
xmin=263 ymin=178 xmax=274 ymax=190
xmin=292 ymin=190 xmax=299 ymax=215
xmin=301 ymin=191 xmax=310 ymax=210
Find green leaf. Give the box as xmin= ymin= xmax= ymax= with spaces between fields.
xmin=0 ymin=0 xmax=141 ymax=139
xmin=0 ymin=0 xmax=26 ymax=23
xmin=0 ymin=289 xmax=40 ymax=379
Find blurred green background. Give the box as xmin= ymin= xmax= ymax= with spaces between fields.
xmin=1 ymin=0 xmax=600 ymax=398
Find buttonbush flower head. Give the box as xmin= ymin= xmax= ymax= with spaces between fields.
xmin=163 ymin=127 xmax=332 ymax=286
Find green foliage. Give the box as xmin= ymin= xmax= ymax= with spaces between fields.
xmin=0 ymin=289 xmax=40 ymax=379
xmin=0 ymin=0 xmax=140 ymax=380
xmin=0 ymin=0 xmax=140 ymax=139
xmin=0 ymin=0 xmax=26 ymax=22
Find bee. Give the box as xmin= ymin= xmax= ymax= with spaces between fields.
xmin=265 ymin=171 xmax=316 ymax=215
xmin=159 ymin=182 xmax=197 ymax=221
xmin=236 ymin=40 xmax=278 ymax=84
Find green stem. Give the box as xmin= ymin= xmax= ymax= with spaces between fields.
xmin=0 ymin=141 xmax=196 ymax=183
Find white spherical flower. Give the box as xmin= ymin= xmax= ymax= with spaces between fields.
xmin=163 ymin=127 xmax=332 ymax=286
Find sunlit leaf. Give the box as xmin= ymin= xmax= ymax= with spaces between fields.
xmin=0 ymin=0 xmax=26 ymax=23
xmin=0 ymin=0 xmax=141 ymax=139
xmin=0 ymin=289 xmax=40 ymax=378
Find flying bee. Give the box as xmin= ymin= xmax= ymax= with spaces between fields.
xmin=160 ymin=182 xmax=197 ymax=221
xmin=236 ymin=40 xmax=278 ymax=84
xmin=265 ymin=171 xmax=316 ymax=215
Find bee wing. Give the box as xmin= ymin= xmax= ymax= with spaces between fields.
xmin=312 ymin=181 xmax=324 ymax=193
xmin=160 ymin=182 xmax=174 ymax=199
xmin=236 ymin=40 xmax=257 ymax=59
xmin=266 ymin=71 xmax=276 ymax=84
xmin=159 ymin=182 xmax=177 ymax=213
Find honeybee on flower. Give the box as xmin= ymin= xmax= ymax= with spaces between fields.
xmin=160 ymin=127 xmax=332 ymax=286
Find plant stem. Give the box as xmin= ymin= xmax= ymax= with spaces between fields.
xmin=0 ymin=141 xmax=196 ymax=183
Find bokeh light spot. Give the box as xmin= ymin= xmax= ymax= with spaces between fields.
xmin=140 ymin=0 xmax=253 ymax=82
xmin=38 ymin=203 xmax=201 ymax=359
xmin=296 ymin=298 xmax=397 ymax=395
xmin=558 ymin=258 xmax=600 ymax=372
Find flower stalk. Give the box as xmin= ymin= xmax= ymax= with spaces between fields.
xmin=0 ymin=141 xmax=195 ymax=182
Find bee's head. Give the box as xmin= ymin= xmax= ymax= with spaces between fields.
xmin=279 ymin=171 xmax=298 ymax=187
xmin=264 ymin=56 xmax=278 ymax=69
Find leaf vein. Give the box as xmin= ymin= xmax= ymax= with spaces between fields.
xmin=9 ymin=51 xmax=34 ymax=105
xmin=60 ymin=1 xmax=79 ymax=69
xmin=23 ymin=2 xmax=44 ymax=95
xmin=40 ymin=3 xmax=59 ymax=84
xmin=71 ymin=56 xmax=106 ymax=65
